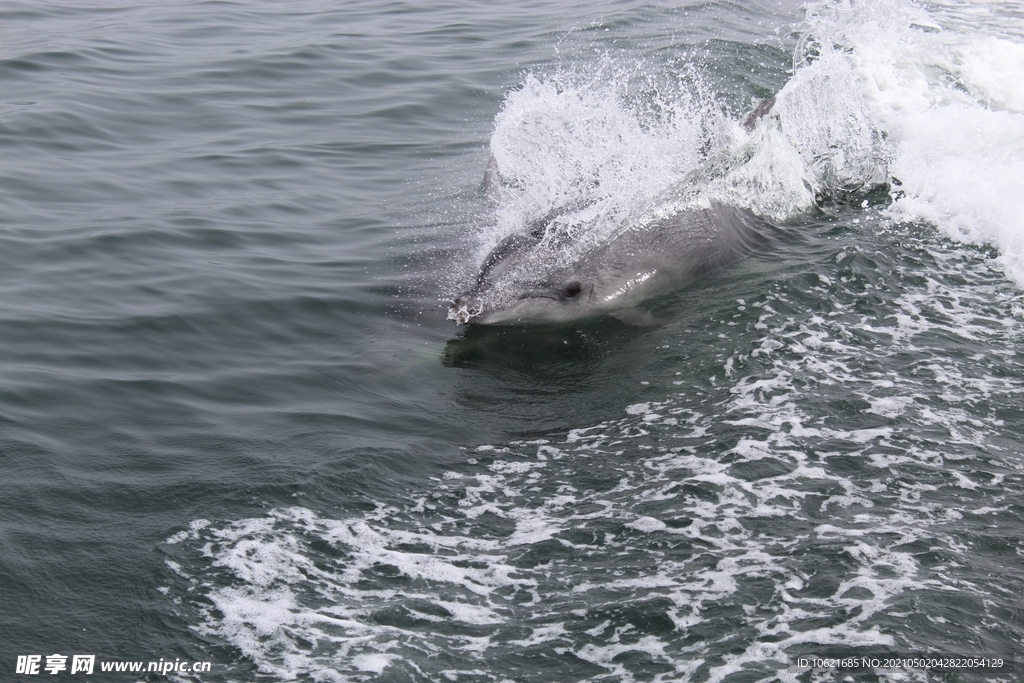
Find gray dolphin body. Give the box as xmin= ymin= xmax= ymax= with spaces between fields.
xmin=448 ymin=202 xmax=766 ymax=325
xmin=449 ymin=98 xmax=778 ymax=326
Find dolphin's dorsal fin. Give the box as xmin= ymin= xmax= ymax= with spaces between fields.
xmin=610 ymin=307 xmax=661 ymax=327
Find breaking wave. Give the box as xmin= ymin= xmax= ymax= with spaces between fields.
xmin=481 ymin=0 xmax=1024 ymax=286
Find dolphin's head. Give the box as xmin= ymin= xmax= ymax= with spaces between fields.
xmin=449 ymin=278 xmax=596 ymax=325
xmin=448 ymin=209 xmax=663 ymax=325
xmin=449 ymin=218 xmax=596 ymax=325
xmin=449 ymin=200 xmax=616 ymax=325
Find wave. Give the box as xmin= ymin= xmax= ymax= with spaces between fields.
xmin=481 ymin=0 xmax=1024 ymax=287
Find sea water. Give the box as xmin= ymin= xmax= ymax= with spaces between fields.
xmin=2 ymin=1 xmax=1023 ymax=682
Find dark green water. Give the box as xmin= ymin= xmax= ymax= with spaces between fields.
xmin=3 ymin=1 xmax=1024 ymax=682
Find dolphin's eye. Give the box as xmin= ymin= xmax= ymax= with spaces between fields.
xmin=563 ymin=281 xmax=582 ymax=298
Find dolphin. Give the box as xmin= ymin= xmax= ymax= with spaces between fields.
xmin=448 ymin=98 xmax=778 ymax=326
xmin=448 ymin=202 xmax=767 ymax=325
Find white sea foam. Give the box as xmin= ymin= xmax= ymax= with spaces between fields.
xmin=785 ymin=0 xmax=1024 ymax=284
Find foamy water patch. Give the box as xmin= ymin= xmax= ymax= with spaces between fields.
xmin=782 ymin=0 xmax=1024 ymax=286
